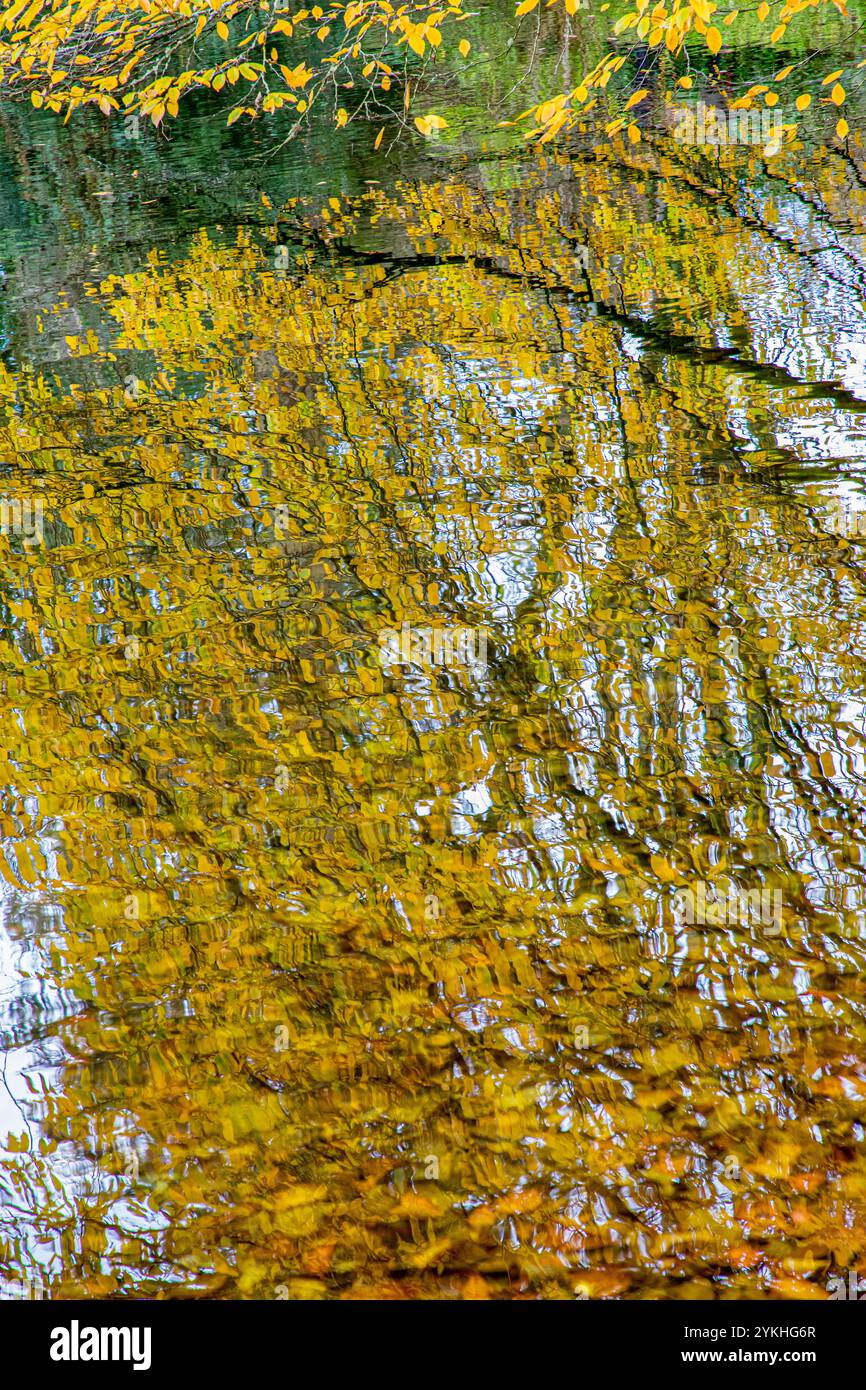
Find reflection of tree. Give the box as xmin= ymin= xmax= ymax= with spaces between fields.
xmin=1 ymin=144 xmax=866 ymax=1299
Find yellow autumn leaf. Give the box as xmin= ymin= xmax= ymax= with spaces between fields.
xmin=706 ymin=26 xmax=722 ymax=53
xmin=414 ymin=113 xmax=447 ymax=136
xmin=13 ymin=842 xmax=35 ymax=884
xmin=651 ymin=855 xmax=682 ymax=884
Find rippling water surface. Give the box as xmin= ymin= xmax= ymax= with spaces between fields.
xmin=2 ymin=47 xmax=866 ymax=1298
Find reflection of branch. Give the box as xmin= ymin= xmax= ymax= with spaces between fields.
xmin=305 ymin=218 xmax=866 ymax=421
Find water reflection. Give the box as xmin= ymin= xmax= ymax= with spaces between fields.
xmin=0 ymin=130 xmax=865 ymax=1299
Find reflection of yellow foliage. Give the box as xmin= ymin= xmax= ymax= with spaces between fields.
xmin=0 ymin=152 xmax=866 ymax=1298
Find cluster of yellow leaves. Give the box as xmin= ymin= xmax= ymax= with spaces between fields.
xmin=0 ymin=0 xmax=467 ymax=128
xmin=520 ymin=0 xmax=858 ymax=148
xmin=0 ymin=0 xmax=859 ymax=143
